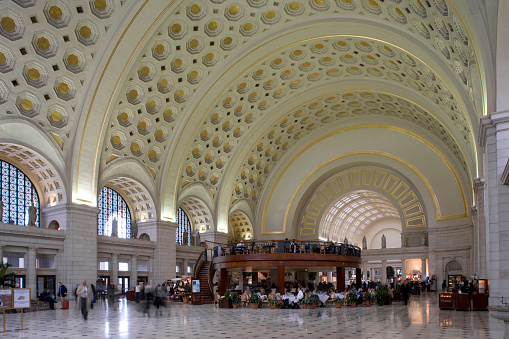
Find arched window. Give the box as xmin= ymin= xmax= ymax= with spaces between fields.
xmin=176 ymin=207 xmax=191 ymax=246
xmin=98 ymin=186 xmax=132 ymax=238
xmin=0 ymin=159 xmax=39 ymax=226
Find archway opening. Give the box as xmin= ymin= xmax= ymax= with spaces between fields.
xmin=320 ymin=190 xmax=402 ymax=249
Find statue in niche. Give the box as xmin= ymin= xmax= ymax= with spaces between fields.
xmin=183 ymin=229 xmax=188 ymax=245
xmin=362 ymin=236 xmax=367 ymax=250
xmin=193 ymin=230 xmax=201 ymax=246
xmin=381 ymin=234 xmax=386 ymax=249
xmin=344 ymin=237 xmax=348 ymax=245
xmin=111 ymin=218 xmax=118 ymax=237
xmin=401 ymin=233 xmax=406 ymax=248
xmin=27 ymin=204 xmax=37 ymax=226
xmin=131 ymin=221 xmax=138 ymax=239
xmin=422 ymin=232 xmax=427 ymax=246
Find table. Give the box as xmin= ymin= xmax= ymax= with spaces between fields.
xmin=282 ymin=295 xmax=297 ymax=303
xmin=318 ymin=295 xmax=329 ymax=304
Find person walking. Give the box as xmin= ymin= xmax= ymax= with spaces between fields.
xmin=57 ymin=282 xmax=67 ymax=301
xmin=135 ymin=283 xmax=141 ymax=304
xmin=76 ymin=281 xmax=91 ymax=320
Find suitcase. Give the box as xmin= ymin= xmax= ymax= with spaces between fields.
xmin=61 ymin=300 xmax=69 ymax=309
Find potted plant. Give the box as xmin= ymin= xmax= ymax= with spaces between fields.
xmin=346 ymin=290 xmax=358 ymax=307
xmin=268 ymin=298 xmax=278 ymax=309
xmin=308 ymin=294 xmax=320 ymax=309
xmin=219 ymin=289 xmax=232 ymax=308
xmin=364 ymin=291 xmax=374 ymax=307
xmin=230 ymin=293 xmax=241 ymax=308
xmin=182 ymin=283 xmax=192 ymax=303
xmin=249 ymin=294 xmax=261 ymax=309
xmin=376 ymin=285 xmax=392 ymax=306
xmin=333 ymin=296 xmax=343 ymax=308
xmin=299 ymin=297 xmax=309 ymax=309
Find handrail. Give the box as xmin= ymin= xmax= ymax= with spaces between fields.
xmin=192 ymin=250 xmax=206 ymax=280
xmin=211 ymin=240 xmax=361 ymax=259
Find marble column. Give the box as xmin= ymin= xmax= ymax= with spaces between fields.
xmin=421 ymin=258 xmax=427 ymax=279
xmin=327 ymin=271 xmax=333 ymax=283
xmin=362 ymin=262 xmax=367 ymax=281
xmin=27 ymin=248 xmax=37 ymax=296
xmin=111 ymin=254 xmax=118 ymax=288
xmin=381 ymin=260 xmax=387 ymax=285
xmin=130 ymin=255 xmax=137 ymax=289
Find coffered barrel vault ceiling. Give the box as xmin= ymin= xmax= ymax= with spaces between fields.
xmin=0 ymin=0 xmax=483 ymax=235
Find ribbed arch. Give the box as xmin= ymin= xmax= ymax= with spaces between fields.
xmin=321 ymin=190 xmax=399 ymax=244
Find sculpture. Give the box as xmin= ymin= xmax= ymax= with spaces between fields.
xmin=422 ymin=232 xmax=427 ymax=246
xmin=344 ymin=237 xmax=348 ymax=245
xmin=28 ymin=204 xmax=37 ymax=226
xmin=111 ymin=218 xmax=118 ymax=237
xmin=193 ymin=230 xmax=201 ymax=246
xmin=381 ymin=234 xmax=386 ymax=249
xmin=183 ymin=230 xmax=188 ymax=245
xmin=131 ymin=221 xmax=138 ymax=239
xmin=362 ymin=236 xmax=367 ymax=250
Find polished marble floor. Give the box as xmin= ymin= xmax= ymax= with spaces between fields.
xmin=0 ymin=292 xmax=505 ymax=338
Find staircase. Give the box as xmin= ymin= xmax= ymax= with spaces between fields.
xmin=197 ymin=261 xmax=213 ymax=304
xmin=193 ymin=251 xmax=214 ymax=304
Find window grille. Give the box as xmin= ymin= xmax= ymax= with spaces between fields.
xmin=0 ymin=160 xmax=39 ymax=226
xmin=97 ymin=186 xmax=131 ymax=238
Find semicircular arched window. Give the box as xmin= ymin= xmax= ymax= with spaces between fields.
xmin=0 ymin=159 xmax=40 ymax=226
xmin=176 ymin=207 xmax=191 ymax=246
xmin=98 ymin=186 xmax=132 ymax=238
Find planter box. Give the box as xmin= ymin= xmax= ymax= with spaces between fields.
xmin=218 ymin=299 xmax=232 ymax=308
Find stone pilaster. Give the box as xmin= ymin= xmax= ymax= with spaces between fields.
xmin=142 ymin=220 xmax=177 ymax=284
xmin=479 ymin=111 xmax=509 ymax=304
xmin=111 ymin=253 xmax=118 ymax=287
xmin=130 ymin=255 xmax=137 ymax=289
xmin=27 ymin=248 xmax=36 ymax=296
xmin=401 ymin=258 xmax=407 ymax=280
xmin=473 ymin=178 xmax=487 ymax=277
xmin=59 ymin=204 xmax=99 ymax=290
xmin=381 ymin=260 xmax=387 ymax=285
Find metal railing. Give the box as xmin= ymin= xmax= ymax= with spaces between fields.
xmin=212 ymin=240 xmax=361 ymax=259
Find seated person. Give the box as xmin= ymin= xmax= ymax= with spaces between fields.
xmin=40 ymin=289 xmax=56 ymax=310
xmin=294 ymin=286 xmax=304 ymax=304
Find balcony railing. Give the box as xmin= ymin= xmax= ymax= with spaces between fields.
xmin=212 ymin=240 xmax=361 ymax=259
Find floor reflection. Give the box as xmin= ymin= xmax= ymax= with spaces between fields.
xmin=0 ymin=293 xmax=505 ymax=338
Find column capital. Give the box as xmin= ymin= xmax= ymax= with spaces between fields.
xmin=473 ymin=177 xmax=486 ymax=192
xmin=479 ymin=110 xmax=509 ymax=147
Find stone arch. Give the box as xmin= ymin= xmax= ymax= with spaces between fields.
xmin=178 ymin=195 xmax=214 ymax=234
xmin=139 ymin=233 xmax=150 ymax=241
xmin=445 ymin=260 xmax=463 ymax=276
xmin=303 ymin=167 xmax=427 ymax=239
xmin=229 ymin=211 xmax=254 ymax=242
xmin=0 ymin=142 xmax=67 ymax=208
xmin=47 ymin=220 xmax=60 ymax=230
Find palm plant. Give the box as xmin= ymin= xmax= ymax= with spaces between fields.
xmin=0 ymin=262 xmax=16 ymax=288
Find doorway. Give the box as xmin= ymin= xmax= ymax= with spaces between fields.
xmin=37 ymin=275 xmax=55 ymax=298
xmin=118 ymin=277 xmax=129 ymax=293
